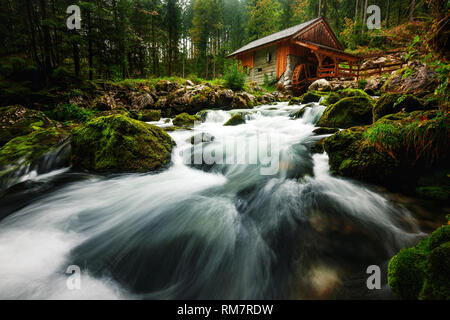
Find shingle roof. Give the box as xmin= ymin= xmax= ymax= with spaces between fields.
xmin=228 ymin=17 xmax=321 ymax=57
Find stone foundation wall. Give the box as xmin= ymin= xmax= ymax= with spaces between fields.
xmin=277 ymin=55 xmax=302 ymax=94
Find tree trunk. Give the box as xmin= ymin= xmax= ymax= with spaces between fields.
xmin=355 ymin=0 xmax=359 ymax=21
xmin=72 ymin=40 xmax=80 ymax=78
xmin=386 ymin=0 xmax=391 ymax=28
xmin=87 ymin=9 xmax=93 ymax=80
xmin=409 ymin=0 xmax=415 ymax=21
xmin=25 ymin=0 xmax=40 ymax=68
xmin=318 ymin=0 xmax=322 ymax=17
xmin=360 ymin=0 xmax=364 ymax=21
xmin=39 ymin=0 xmax=52 ymax=80
xmin=362 ymin=0 xmax=368 ymax=30
xmin=152 ymin=16 xmax=157 ymax=76
xmin=397 ymin=2 xmax=401 ymax=26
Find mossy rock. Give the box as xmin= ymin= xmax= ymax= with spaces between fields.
xmin=415 ymin=169 xmax=450 ymax=202
xmin=300 ymin=91 xmax=327 ymax=104
xmin=291 ymin=106 xmax=308 ymax=119
xmin=0 ymin=105 xmax=53 ymax=147
xmin=311 ymin=138 xmax=325 ymax=154
xmin=373 ymin=93 xmax=424 ymax=122
xmin=388 ymin=223 xmax=450 ymax=300
xmin=317 ymin=96 xmax=374 ymax=128
xmin=172 ymin=113 xmax=201 ymax=126
xmin=288 ymin=97 xmax=302 ymax=105
xmin=224 ymin=114 xmax=245 ymax=126
xmin=336 ymin=88 xmax=371 ymax=99
xmin=134 ymin=110 xmax=161 ymax=122
xmin=320 ymin=92 xmax=340 ymax=106
xmin=388 ymin=247 xmax=428 ymax=299
xmin=0 ymin=126 xmax=69 ymax=174
xmin=312 ymin=127 xmax=339 ymax=135
xmin=163 ymin=126 xmax=189 ymax=132
xmin=71 ymin=114 xmax=175 ymax=172
xmin=323 ymin=126 xmax=400 ymax=184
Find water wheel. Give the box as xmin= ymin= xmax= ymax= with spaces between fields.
xmin=292 ymin=63 xmax=309 ymax=92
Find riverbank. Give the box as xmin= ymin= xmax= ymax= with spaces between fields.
xmin=0 ymin=60 xmax=448 ymax=299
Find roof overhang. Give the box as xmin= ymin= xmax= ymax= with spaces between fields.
xmin=292 ymin=40 xmax=361 ymax=62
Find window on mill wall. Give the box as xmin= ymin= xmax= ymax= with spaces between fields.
xmin=266 ymin=52 xmax=272 ymax=63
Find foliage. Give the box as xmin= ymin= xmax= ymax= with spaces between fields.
xmin=357 ymin=79 xmax=368 ymax=90
xmin=433 ymin=61 xmax=450 ymax=113
xmin=388 ymin=221 xmax=450 ymax=299
xmin=263 ymin=74 xmax=278 ymax=88
xmin=247 ymin=0 xmax=282 ymax=41
xmin=405 ymin=35 xmax=421 ymax=61
xmin=223 ymin=61 xmax=246 ymax=91
xmin=48 ymin=104 xmax=95 ymax=122
xmin=364 ymin=113 xmax=449 ymax=167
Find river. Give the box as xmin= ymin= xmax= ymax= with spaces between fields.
xmin=0 ymin=101 xmax=426 ymax=299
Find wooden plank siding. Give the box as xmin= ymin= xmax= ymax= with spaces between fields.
xmin=295 ymin=20 xmax=342 ymax=50
xmin=246 ymin=45 xmax=277 ymax=84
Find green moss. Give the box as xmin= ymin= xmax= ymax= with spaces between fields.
xmin=320 ymin=92 xmax=340 ymax=106
xmin=0 ymin=105 xmax=53 ymax=147
xmin=429 ymin=225 xmax=450 ymax=250
xmin=0 ymin=127 xmax=69 ymax=169
xmin=421 ymin=242 xmax=450 ymax=299
xmin=301 ymin=91 xmax=328 ymax=103
xmin=224 ymin=114 xmax=246 ymax=126
xmin=337 ymin=88 xmax=371 ymax=99
xmin=48 ymin=103 xmax=95 ymax=122
xmin=135 ymin=110 xmax=161 ymax=122
xmin=172 ymin=113 xmax=201 ymax=126
xmin=317 ymin=96 xmax=374 ymax=128
xmin=71 ymin=114 xmax=175 ymax=172
xmin=388 ymin=247 xmax=428 ymax=299
xmin=388 ymin=224 xmax=450 ymax=300
xmin=292 ymin=106 xmax=307 ymax=119
xmin=288 ymin=97 xmax=302 ymax=105
xmin=311 ymin=138 xmax=325 ymax=154
xmin=416 ymin=186 xmax=449 ymax=201
xmin=312 ymin=127 xmax=339 ymax=134
xmin=373 ymin=93 xmax=424 ymax=122
xmin=323 ymin=126 xmax=400 ymax=184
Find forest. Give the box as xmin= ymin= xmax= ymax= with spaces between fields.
xmin=0 ymin=0 xmax=449 ymax=302
xmin=1 ymin=0 xmax=447 ymax=82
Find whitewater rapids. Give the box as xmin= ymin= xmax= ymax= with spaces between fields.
xmin=0 ymin=101 xmax=423 ymax=299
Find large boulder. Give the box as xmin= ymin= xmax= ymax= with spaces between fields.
xmin=130 ymin=93 xmax=154 ymax=110
xmin=308 ymin=79 xmax=331 ymax=92
xmin=0 ymin=105 xmax=53 ymax=147
xmin=372 ymin=93 xmax=424 ymax=122
xmin=216 ymin=89 xmax=234 ymax=108
xmin=322 ymin=126 xmax=399 ymax=184
xmin=382 ymin=60 xmax=439 ymax=94
xmin=335 ymin=88 xmax=371 ymax=99
xmin=317 ymin=96 xmax=374 ymax=128
xmin=320 ymin=92 xmax=340 ymax=106
xmin=131 ymin=110 xmax=161 ymax=122
xmin=322 ymin=110 xmax=449 ymax=192
xmin=388 ymin=222 xmax=450 ymax=300
xmin=0 ymin=126 xmax=70 ymax=189
xmin=93 ymin=94 xmax=117 ymax=111
xmin=155 ymin=80 xmax=179 ymax=93
xmin=224 ymin=114 xmax=246 ymax=126
xmin=71 ymin=114 xmax=175 ymax=172
xmin=301 ymin=91 xmax=326 ymax=103
xmin=172 ymin=113 xmax=201 ymax=126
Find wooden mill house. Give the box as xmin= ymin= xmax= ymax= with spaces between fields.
xmin=228 ymin=17 xmax=361 ymax=92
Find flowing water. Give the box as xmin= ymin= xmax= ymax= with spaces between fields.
xmin=0 ymin=102 xmax=426 ymax=299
